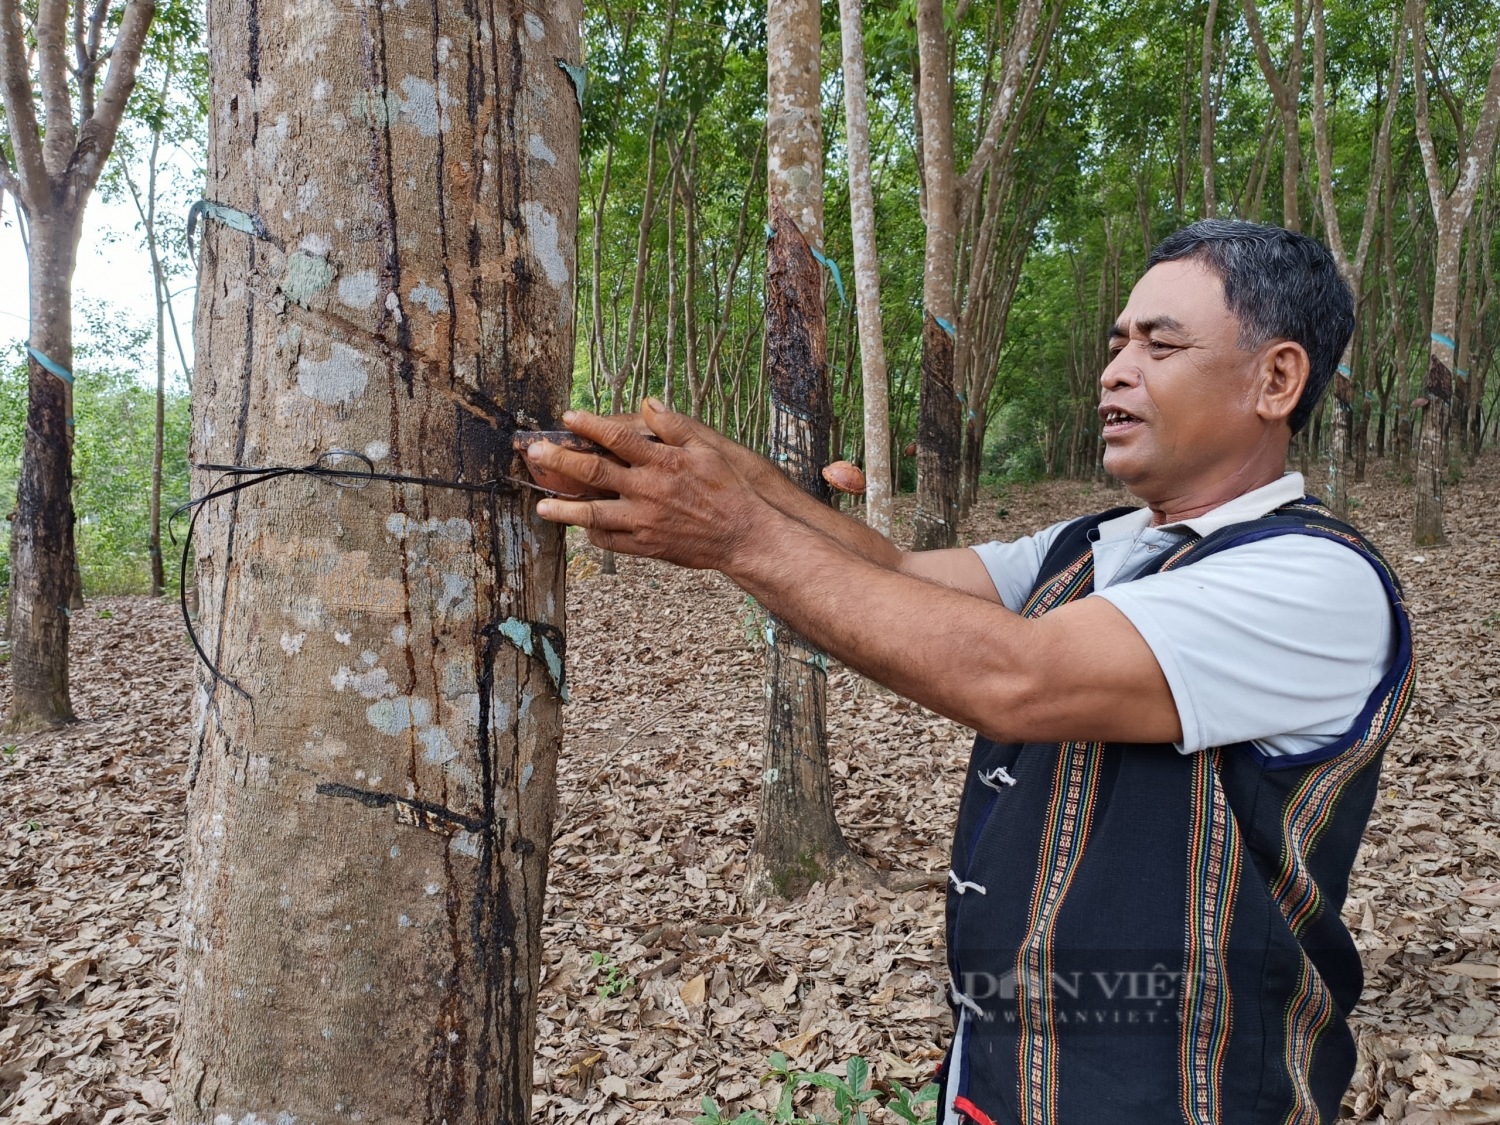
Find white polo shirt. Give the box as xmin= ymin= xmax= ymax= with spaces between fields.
xmin=969 ymin=473 xmax=1397 ymax=757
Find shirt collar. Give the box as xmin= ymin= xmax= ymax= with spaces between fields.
xmin=1093 ymin=472 xmax=1307 ymax=542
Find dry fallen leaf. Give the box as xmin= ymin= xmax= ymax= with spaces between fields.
xmin=1441 ymin=963 xmax=1500 ymax=981
xmin=679 ymin=973 xmax=707 ymax=1006
xmin=777 ymin=1027 xmax=825 ymax=1059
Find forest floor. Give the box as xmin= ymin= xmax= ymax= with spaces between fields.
xmin=0 ymin=455 xmax=1497 ymax=1125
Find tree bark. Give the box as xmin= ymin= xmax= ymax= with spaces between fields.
xmin=1200 ymin=0 xmax=1219 ymax=217
xmin=172 ymin=3 xmax=580 ymax=1121
xmin=838 ymin=0 xmax=893 ymax=538
xmin=1411 ymin=8 xmax=1500 ymax=544
xmin=912 ymin=0 xmax=961 ymax=550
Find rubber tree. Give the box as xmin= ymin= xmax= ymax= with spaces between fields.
xmin=172 ymin=2 xmax=580 ymax=1122
xmin=1242 ymin=0 xmax=1310 ymax=232
xmin=747 ymin=0 xmax=866 ymax=901
xmin=1410 ymin=6 xmax=1500 ymax=545
xmin=0 ymin=0 xmax=156 ymax=728
xmin=1200 ymin=0 xmax=1220 ymax=218
xmin=912 ymin=0 xmax=1044 ymax=550
xmin=1311 ymin=0 xmax=1410 ymax=519
xmin=838 ymin=0 xmax=892 ymax=538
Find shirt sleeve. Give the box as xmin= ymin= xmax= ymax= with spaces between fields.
xmin=969 ymin=520 xmax=1073 ymax=613
xmin=1092 ymin=534 xmax=1398 ymax=755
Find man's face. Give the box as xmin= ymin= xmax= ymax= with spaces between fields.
xmin=1098 ymin=258 xmax=1274 ymax=496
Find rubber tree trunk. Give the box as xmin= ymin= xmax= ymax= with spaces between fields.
xmin=838 ymin=0 xmax=892 ymax=539
xmin=1411 ymin=15 xmax=1500 ymax=542
xmin=8 ymin=214 xmax=82 ymax=729
xmin=747 ymin=0 xmax=864 ymax=902
xmin=150 ymin=238 xmax=167 ymax=597
xmin=172 ymin=4 xmax=580 ymax=1123
xmin=1200 ymin=0 xmax=1219 ymax=217
xmin=911 ymin=0 xmax=961 ymax=551
xmin=1324 ymin=351 xmax=1353 ymax=519
xmin=1413 ymin=227 xmax=1461 ymax=545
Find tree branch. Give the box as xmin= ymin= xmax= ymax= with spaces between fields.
xmin=1412 ymin=0 xmax=1450 ymax=218
xmin=1451 ymin=34 xmax=1500 ymax=216
xmin=1351 ymin=0 xmax=1414 ymax=284
xmin=68 ymin=0 xmax=157 ymax=204
xmin=0 ymin=0 xmax=49 ymax=202
xmin=958 ymin=0 xmax=1043 ymax=202
xmin=79 ymin=0 xmax=112 ymax=121
xmin=1242 ymin=0 xmax=1289 ymax=104
xmin=35 ymin=0 xmax=77 ymax=174
xmin=0 ymin=156 xmax=21 ymax=201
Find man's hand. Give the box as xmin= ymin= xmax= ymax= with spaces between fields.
xmin=529 ymin=402 xmax=770 ymax=572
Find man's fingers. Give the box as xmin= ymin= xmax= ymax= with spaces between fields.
xmin=527 ymin=440 xmax=625 ymax=493
xmin=641 ymin=397 xmax=710 ymax=448
xmin=534 ymin=497 xmax=633 ymax=530
xmin=562 ymin=409 xmax=667 ymax=464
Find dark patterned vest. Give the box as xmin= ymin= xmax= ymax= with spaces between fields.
xmin=942 ymin=498 xmax=1414 ymax=1125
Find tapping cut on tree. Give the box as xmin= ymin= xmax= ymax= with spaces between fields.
xmin=172 ymin=2 xmax=581 ymax=1122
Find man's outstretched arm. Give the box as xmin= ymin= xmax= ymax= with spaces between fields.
xmin=528 ymin=402 xmax=1179 ymax=745
xmin=610 ymin=405 xmax=1004 ymax=602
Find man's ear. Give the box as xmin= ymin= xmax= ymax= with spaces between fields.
xmin=1255 ymin=341 xmax=1311 ymax=427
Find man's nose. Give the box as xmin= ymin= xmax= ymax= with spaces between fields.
xmin=1100 ymin=348 xmax=1139 ymax=391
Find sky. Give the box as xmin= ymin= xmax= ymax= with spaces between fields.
xmin=0 ymin=183 xmax=195 ymax=376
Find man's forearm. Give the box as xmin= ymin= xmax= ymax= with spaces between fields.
xmin=728 ymin=442 xmax=904 ymax=568
xmin=725 ymin=503 xmax=1022 ymax=737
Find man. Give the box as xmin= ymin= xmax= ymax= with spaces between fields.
xmin=528 ymin=220 xmax=1411 ymax=1124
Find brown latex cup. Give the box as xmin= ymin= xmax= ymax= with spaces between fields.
xmin=512 ymin=431 xmax=622 ymax=499
xmin=822 ymin=460 xmax=867 ymax=495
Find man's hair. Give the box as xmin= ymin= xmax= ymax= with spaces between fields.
xmin=1147 ymin=220 xmax=1355 ymax=434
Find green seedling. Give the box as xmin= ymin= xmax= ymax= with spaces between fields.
xmin=693 ymin=1052 xmax=939 ymax=1125
xmin=589 ymin=951 xmax=635 ymax=1000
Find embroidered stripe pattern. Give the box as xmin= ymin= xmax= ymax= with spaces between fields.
xmin=1280 ymin=961 xmax=1336 ymax=1125
xmin=1179 ymin=749 xmax=1242 ymax=1125
xmin=1020 ymin=551 xmax=1094 ymax=618
xmin=1269 ymin=658 xmax=1417 ymax=935
xmin=1016 ymin=740 xmax=1104 ymax=1125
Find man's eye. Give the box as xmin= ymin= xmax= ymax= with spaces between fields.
xmin=1149 ymin=340 xmax=1180 ymax=352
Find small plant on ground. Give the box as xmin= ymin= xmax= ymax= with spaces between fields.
xmin=693 ymin=1053 xmax=939 ymax=1125
xmin=589 ymin=951 xmax=635 ymax=999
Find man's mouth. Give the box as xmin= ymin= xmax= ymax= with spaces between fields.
xmin=1100 ymin=406 xmax=1143 ymax=436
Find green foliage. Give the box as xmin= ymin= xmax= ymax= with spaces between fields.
xmin=576 ymin=0 xmax=1500 ymax=491
xmin=692 ymin=1053 xmax=939 ymax=1125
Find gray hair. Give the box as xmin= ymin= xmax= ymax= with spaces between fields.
xmin=1148 ymin=220 xmax=1355 ymax=434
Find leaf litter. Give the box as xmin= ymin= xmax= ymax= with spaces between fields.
xmin=0 ymin=458 xmax=1496 ymax=1124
